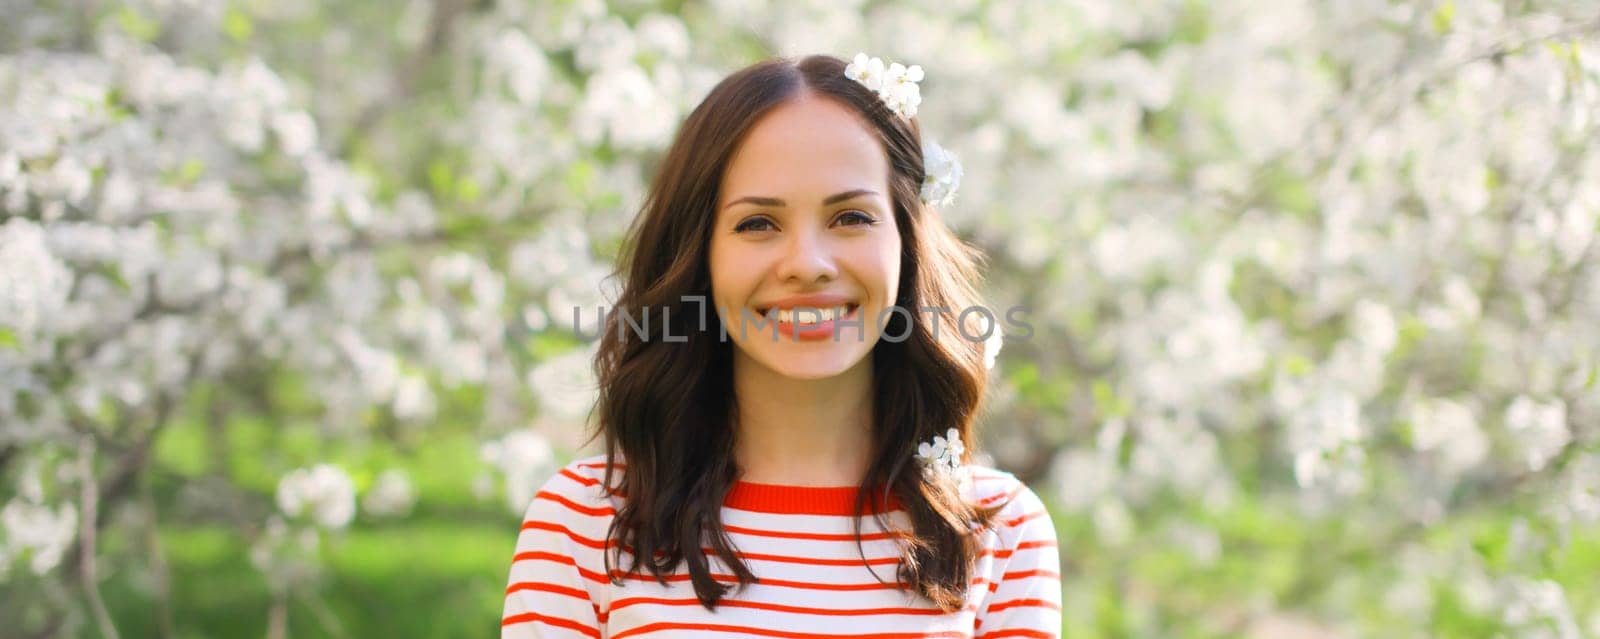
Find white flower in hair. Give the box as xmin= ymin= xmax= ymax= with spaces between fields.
xmin=983 ymin=326 xmax=1003 ymax=371
xmin=920 ymin=139 xmax=963 ymax=207
xmin=845 ymin=53 xmax=885 ymax=91
xmin=916 ymin=427 xmax=966 ymax=483
xmin=845 ymin=52 xmax=921 ymax=119
xmin=884 ymin=62 xmax=924 ymax=87
xmin=881 ymin=62 xmax=923 ymax=118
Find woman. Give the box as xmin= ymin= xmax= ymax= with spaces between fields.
xmin=501 ymin=53 xmax=1061 ymax=638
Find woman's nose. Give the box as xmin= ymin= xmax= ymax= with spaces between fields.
xmin=775 ymin=226 xmax=838 ymax=284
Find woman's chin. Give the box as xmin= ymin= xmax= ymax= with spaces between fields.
xmin=745 ymin=345 xmax=871 ymax=381
xmin=772 ymin=363 xmax=852 ymax=381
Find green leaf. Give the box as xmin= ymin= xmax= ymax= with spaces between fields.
xmin=1469 ymin=520 xmax=1511 ymax=570
xmin=1268 ymin=170 xmax=1315 ymax=218
xmin=563 ymin=160 xmax=595 ymax=198
xmin=168 ymin=159 xmax=205 ymax=186
xmin=526 ymin=331 xmax=583 ymax=361
xmin=1283 ymin=353 xmax=1313 ymax=376
xmin=427 ymin=159 xmax=454 ymax=197
xmin=223 ymin=9 xmax=253 ymax=42
xmin=456 ymin=176 xmax=481 ymax=203
xmin=1431 ymin=2 xmax=1456 ymax=35
xmin=115 ymin=6 xmax=162 ymax=42
xmin=1092 ymin=379 xmax=1131 ymax=418
xmin=154 ymin=417 xmax=210 ymax=477
xmin=1397 ymin=315 xmax=1429 ymax=348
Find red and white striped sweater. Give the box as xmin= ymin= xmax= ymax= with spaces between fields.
xmin=501 ymin=454 xmax=1062 ymax=639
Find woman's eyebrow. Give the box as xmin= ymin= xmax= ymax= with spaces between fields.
xmin=722 ymin=189 xmax=880 ymax=210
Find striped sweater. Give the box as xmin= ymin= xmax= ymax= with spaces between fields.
xmin=501 ymin=454 xmax=1062 ymax=639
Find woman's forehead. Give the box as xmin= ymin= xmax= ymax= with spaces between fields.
xmin=719 ymin=96 xmax=889 ymax=203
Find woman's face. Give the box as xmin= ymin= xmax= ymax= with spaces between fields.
xmin=709 ymin=93 xmax=903 ymax=380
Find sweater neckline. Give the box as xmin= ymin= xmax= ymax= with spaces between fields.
xmin=724 ymin=479 xmax=903 ymax=516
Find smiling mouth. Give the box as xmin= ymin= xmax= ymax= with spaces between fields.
xmin=753 ymin=303 xmax=860 ymax=324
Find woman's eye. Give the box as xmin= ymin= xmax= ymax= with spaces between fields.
xmin=835 ymin=210 xmax=877 ymax=227
xmin=734 ymin=217 xmax=775 ymax=233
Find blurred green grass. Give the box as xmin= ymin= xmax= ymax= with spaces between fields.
xmin=94 ymin=484 xmax=1600 ymax=638
xmin=102 ymin=409 xmax=1599 ymax=638
xmin=101 ymin=523 xmax=508 ymax=638
xmin=102 ymin=402 xmax=515 ymax=638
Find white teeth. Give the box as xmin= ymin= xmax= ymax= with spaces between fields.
xmin=763 ymin=305 xmax=855 ymax=324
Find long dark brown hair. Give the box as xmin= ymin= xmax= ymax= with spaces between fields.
xmin=581 ymin=53 xmax=1006 ymax=612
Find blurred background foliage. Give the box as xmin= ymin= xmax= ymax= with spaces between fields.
xmin=3 ymin=0 xmax=1600 ymax=637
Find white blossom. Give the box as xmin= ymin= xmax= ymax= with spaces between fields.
xmin=1350 ymin=299 xmax=1398 ymax=355
xmin=0 ymin=498 xmax=78 ymax=576
xmin=528 ymin=347 xmax=598 ymax=421
xmin=391 ymin=373 xmax=436 ymax=422
xmin=1505 ymin=396 xmax=1570 ymax=472
xmin=574 ymin=64 xmax=676 ymax=150
xmin=0 ymin=152 xmax=20 ymax=188
xmin=634 ymin=14 xmax=690 ymax=61
xmin=32 ymin=156 xmax=93 ymax=205
xmin=335 ymin=328 xmax=402 ymax=404
xmin=915 ymin=427 xmax=966 ymax=486
xmin=480 ymin=430 xmax=556 ymax=514
xmin=1502 ymin=577 xmax=1580 ymax=639
xmin=1556 ymin=453 xmax=1600 ymax=525
xmin=45 ymin=221 xmax=122 ymax=265
xmin=485 ymin=28 xmax=551 ymax=105
xmin=572 ymin=17 xmax=635 ymax=73
xmin=361 ymin=469 xmax=416 ymax=518
xmin=845 ymin=53 xmax=922 ymax=118
xmin=1290 ymin=389 xmax=1366 ymax=492
xmin=1408 ymin=397 xmax=1489 ymax=477
xmin=844 ymin=53 xmax=885 ymax=91
xmin=982 ymin=324 xmax=1003 ymax=371
xmin=1050 ymin=446 xmax=1117 ymax=512
xmin=880 ymin=62 xmax=924 ymax=118
xmin=0 ymin=217 xmax=73 ymax=337
xmin=275 ymin=464 xmax=357 ymax=530
xmin=154 ymin=239 xmax=224 ymax=306
xmin=920 ymin=139 xmax=963 ymax=207
xmin=271 ymin=110 xmax=318 ymax=157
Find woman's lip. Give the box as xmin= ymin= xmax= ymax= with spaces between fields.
xmin=754 ymin=302 xmax=859 ymax=315
xmin=757 ymin=295 xmax=856 ymax=310
xmin=772 ymin=305 xmax=862 ymax=341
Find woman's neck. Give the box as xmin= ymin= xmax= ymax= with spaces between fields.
xmin=729 ymin=352 xmax=875 ymax=487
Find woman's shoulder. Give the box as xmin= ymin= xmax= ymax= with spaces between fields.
xmin=525 ymin=453 xmax=626 ymax=518
xmin=962 ymin=464 xmax=1054 ymax=535
xmin=553 ymin=452 xmax=623 ymax=483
